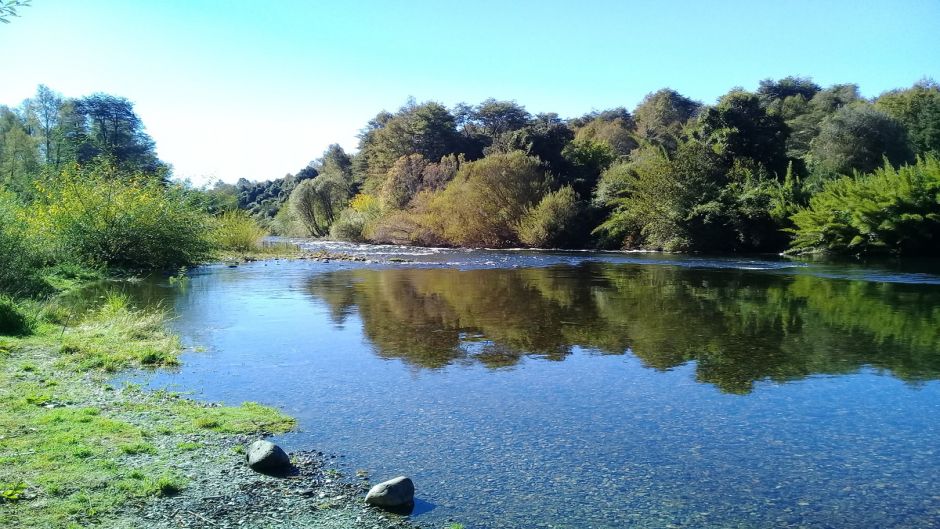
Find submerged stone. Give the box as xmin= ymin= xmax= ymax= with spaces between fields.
xmin=365 ymin=476 xmax=415 ymax=508
xmin=246 ymin=440 xmax=290 ymax=472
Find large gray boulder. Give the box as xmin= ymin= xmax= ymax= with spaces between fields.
xmin=365 ymin=476 xmax=415 ymax=508
xmin=246 ymin=440 xmax=290 ymax=472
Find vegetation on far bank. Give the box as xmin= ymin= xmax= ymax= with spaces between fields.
xmin=4 ymin=79 xmax=940 ymax=262
xmin=0 ymin=293 xmax=295 ymax=528
xmin=210 ymin=79 xmax=938 ymax=256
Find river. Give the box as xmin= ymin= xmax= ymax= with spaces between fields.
xmin=113 ymin=243 xmax=940 ymax=528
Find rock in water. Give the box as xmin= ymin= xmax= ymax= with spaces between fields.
xmin=246 ymin=440 xmax=290 ymax=472
xmin=365 ymin=476 xmax=415 ymax=508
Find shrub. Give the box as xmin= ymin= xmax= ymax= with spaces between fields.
xmin=29 ymin=162 xmax=214 ymax=270
xmin=0 ymin=191 xmax=43 ymax=296
xmin=212 ymin=210 xmax=266 ymax=251
xmin=431 ymin=151 xmax=548 ymax=247
xmin=517 ymin=186 xmax=579 ymax=247
xmin=329 ymin=208 xmax=367 ymax=241
xmin=0 ymin=295 xmax=36 ymax=336
xmin=789 ymin=156 xmax=940 ymax=255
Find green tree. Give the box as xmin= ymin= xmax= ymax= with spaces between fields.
xmin=572 ymin=110 xmax=637 ymax=157
xmin=876 ymin=80 xmax=940 ymax=157
xmin=561 ymin=138 xmax=616 ymax=199
xmin=0 ymin=106 xmax=40 ymax=195
xmin=356 ymin=100 xmax=458 ymax=186
xmin=73 ymin=94 xmax=166 ymax=176
xmin=289 ymin=175 xmax=351 ymax=237
xmin=380 ymin=154 xmax=429 ymax=209
xmin=757 ymin=76 xmax=821 ymax=109
xmin=633 ymin=89 xmax=701 ymax=151
xmin=809 ymin=103 xmax=913 ymax=176
xmin=433 ymin=151 xmax=548 ymax=247
xmin=696 ymin=90 xmax=790 ymax=177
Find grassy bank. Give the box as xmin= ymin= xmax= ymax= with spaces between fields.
xmin=0 ymin=294 xmax=295 ymax=528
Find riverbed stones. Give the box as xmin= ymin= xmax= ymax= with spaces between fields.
xmin=365 ymin=476 xmax=415 ymax=508
xmin=246 ymin=440 xmax=290 ymax=472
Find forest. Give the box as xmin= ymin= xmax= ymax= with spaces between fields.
xmin=228 ymin=77 xmax=940 ymax=255
xmin=2 ymin=77 xmax=940 ymax=298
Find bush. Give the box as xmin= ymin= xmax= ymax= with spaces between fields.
xmin=329 ymin=208 xmax=367 ymax=241
xmin=430 ymin=151 xmax=548 ymax=247
xmin=0 ymin=296 xmax=36 ymax=336
xmin=517 ymin=186 xmax=579 ymax=247
xmin=0 ymin=191 xmax=44 ymax=296
xmin=212 ymin=210 xmax=266 ymax=251
xmin=29 ymin=163 xmax=214 ymax=270
xmin=789 ymin=156 xmax=940 ymax=255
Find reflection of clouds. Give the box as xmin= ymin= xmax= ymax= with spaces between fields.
xmin=304 ymin=263 xmax=940 ymax=393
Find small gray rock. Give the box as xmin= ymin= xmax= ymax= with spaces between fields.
xmin=365 ymin=476 xmax=414 ymax=508
xmin=246 ymin=440 xmax=290 ymax=472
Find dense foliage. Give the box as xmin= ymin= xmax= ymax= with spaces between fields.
xmin=789 ymin=156 xmax=940 ymax=255
xmin=246 ymin=77 xmax=940 ymax=255
xmin=0 ymin=85 xmax=268 ymax=299
xmin=5 ymin=79 xmax=940 ymax=258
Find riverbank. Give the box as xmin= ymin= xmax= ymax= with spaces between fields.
xmin=0 ymin=291 xmax=427 ymax=528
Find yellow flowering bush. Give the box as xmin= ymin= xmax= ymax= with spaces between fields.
xmin=29 ymin=163 xmax=214 ymax=270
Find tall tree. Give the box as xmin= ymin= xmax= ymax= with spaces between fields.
xmin=0 ymin=106 xmax=39 ymax=194
xmin=356 ymin=100 xmax=458 ymax=186
xmin=876 ymin=80 xmax=940 ymax=157
xmin=633 ymin=89 xmax=701 ymax=151
xmin=810 ymin=103 xmax=913 ymax=175
xmin=33 ymin=85 xmax=64 ymax=167
xmin=73 ymin=94 xmax=166 ymax=175
xmin=696 ymin=90 xmax=790 ymax=177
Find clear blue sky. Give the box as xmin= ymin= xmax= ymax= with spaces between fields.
xmin=2 ymin=0 xmax=938 ymax=184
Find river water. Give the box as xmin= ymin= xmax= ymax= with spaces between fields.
xmin=115 ymin=243 xmax=940 ymax=528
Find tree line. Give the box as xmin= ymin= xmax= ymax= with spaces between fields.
xmin=230 ymin=77 xmax=939 ymax=255
xmin=3 ymin=78 xmax=939 ymax=257
xmin=0 ymin=86 xmax=265 ymax=300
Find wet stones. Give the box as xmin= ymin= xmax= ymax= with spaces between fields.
xmin=365 ymin=476 xmax=415 ymax=508
xmin=246 ymin=440 xmax=291 ymax=473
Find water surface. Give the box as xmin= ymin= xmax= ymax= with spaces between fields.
xmin=118 ymin=247 xmax=940 ymax=528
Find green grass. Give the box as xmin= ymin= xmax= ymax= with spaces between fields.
xmin=0 ymin=296 xmax=295 ymax=528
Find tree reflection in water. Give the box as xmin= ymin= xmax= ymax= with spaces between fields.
xmin=305 ymin=263 xmax=940 ymax=393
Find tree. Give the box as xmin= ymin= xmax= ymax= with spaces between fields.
xmin=517 ymin=186 xmax=580 ymax=247
xmin=810 ymin=103 xmax=913 ymax=175
xmin=290 ymin=176 xmax=351 ymax=237
xmin=356 ymin=100 xmax=458 ymax=186
xmin=561 ymin=138 xmax=616 ymax=199
xmin=876 ymin=80 xmax=940 ymax=157
xmin=381 ymin=154 xmax=429 ymax=209
xmin=757 ymin=76 xmax=821 ymax=108
xmin=471 ymin=99 xmax=531 ymax=139
xmin=432 ymin=151 xmax=548 ymax=247
xmin=572 ymin=111 xmax=637 ymax=157
xmin=0 ymin=106 xmax=39 ymax=195
xmin=35 ymin=84 xmax=62 ymax=167
xmin=0 ymin=0 xmax=29 ymax=23
xmin=696 ymin=90 xmax=790 ymax=177
xmin=633 ymin=89 xmax=701 ymax=151
xmin=73 ymin=94 xmax=166 ymax=175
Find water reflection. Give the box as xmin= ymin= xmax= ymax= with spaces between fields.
xmin=305 ymin=263 xmax=940 ymax=393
